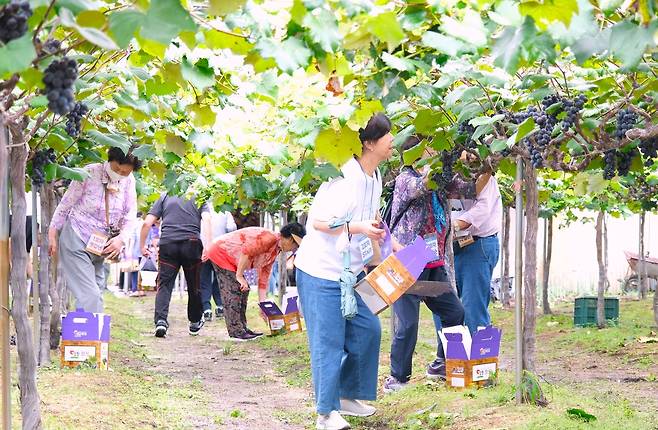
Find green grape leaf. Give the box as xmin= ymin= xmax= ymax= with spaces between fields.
xmin=109 ymin=10 xmax=145 ymax=49
xmin=303 ymin=9 xmax=340 ymax=53
xmin=181 ymin=57 xmax=216 ymax=90
xmin=87 ymin=130 xmax=131 ymax=153
xmin=421 ymin=31 xmax=464 ymax=56
xmin=414 ymin=109 xmax=442 ymax=134
xmin=507 ymin=117 xmax=536 ymax=147
xmin=204 ymin=30 xmax=253 ymax=54
xmin=381 ymin=52 xmax=416 ymax=72
xmin=131 ymin=145 xmax=156 ymax=161
xmin=241 ymin=176 xmax=270 ymax=199
xmin=255 ymin=37 xmax=312 ymax=74
xmin=492 ymin=25 xmax=525 ymax=73
xmin=490 ymin=139 xmax=508 ymax=153
xmin=520 ymin=0 xmax=579 ymax=30
xmin=609 ymin=20 xmax=658 ymax=70
xmin=209 ymin=0 xmax=246 ymax=15
xmin=403 ymin=139 xmax=426 ymax=165
xmin=140 ymin=0 xmax=196 ymax=45
xmin=59 ymin=8 xmax=118 ymax=49
xmin=440 ymin=9 xmax=488 ymax=47
xmin=0 ymin=34 xmax=37 ymax=75
xmin=366 ymin=12 xmax=405 ymax=51
xmin=57 ymin=165 xmax=90 ymax=182
xmin=314 ymin=127 xmax=362 ymax=167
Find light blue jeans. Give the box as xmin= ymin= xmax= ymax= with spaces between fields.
xmin=296 ymin=269 xmax=381 ymax=414
xmin=434 ymin=235 xmax=499 ymax=334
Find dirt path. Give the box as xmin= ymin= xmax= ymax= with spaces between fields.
xmin=126 ymin=297 xmax=313 ymax=430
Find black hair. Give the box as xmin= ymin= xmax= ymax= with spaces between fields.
xmin=358 ymin=113 xmax=392 ymax=144
xmin=280 ymin=222 xmax=306 ymax=240
xmin=136 ymin=211 xmax=143 ymax=218
xmin=107 ymin=145 xmax=143 ymax=171
xmin=400 ymin=135 xmax=422 ymax=165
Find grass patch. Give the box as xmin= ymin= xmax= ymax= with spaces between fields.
xmin=10 ymin=293 xmax=212 ymax=429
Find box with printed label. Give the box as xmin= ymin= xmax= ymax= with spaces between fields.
xmin=258 ymin=297 xmax=302 ymax=336
xmin=355 ymin=235 xmax=434 ymax=314
xmin=438 ymin=325 xmax=502 ymax=388
xmin=60 ymin=308 xmax=111 ymax=370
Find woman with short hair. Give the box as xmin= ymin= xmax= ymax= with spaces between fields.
xmin=48 ymin=146 xmax=142 ymax=313
xmin=295 ymin=113 xmax=394 ymax=430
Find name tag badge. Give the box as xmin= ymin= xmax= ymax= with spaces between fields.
xmin=424 ymin=234 xmax=440 ymax=261
xmin=86 ymin=231 xmax=108 ymax=256
xmin=458 ymin=235 xmax=475 ymax=248
xmin=358 ymin=237 xmax=374 ymax=265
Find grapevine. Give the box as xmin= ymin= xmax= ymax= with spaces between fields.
xmin=603 ymin=150 xmax=617 ymax=180
xmin=638 ymin=137 xmax=658 ymax=166
xmin=616 ymin=149 xmax=634 ymax=177
xmin=43 ymin=57 xmax=78 ymax=115
xmin=0 ymin=1 xmax=32 ymax=44
xmin=615 ymin=109 xmax=637 ymax=140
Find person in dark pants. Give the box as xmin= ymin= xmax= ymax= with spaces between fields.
xmin=384 ymin=136 xmax=491 ymax=392
xmin=140 ymin=194 xmax=211 ymax=338
xmin=200 ymin=211 xmax=236 ymax=321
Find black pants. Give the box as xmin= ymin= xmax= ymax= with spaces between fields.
xmin=390 ymin=266 xmax=465 ymax=383
xmin=154 ymin=239 xmax=203 ymax=326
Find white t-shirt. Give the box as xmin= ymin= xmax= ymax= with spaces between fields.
xmin=295 ymin=158 xmax=382 ymax=281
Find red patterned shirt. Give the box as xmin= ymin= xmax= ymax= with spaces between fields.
xmin=207 ymin=227 xmax=280 ymax=290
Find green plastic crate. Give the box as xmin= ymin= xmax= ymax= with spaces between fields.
xmin=573 ymin=296 xmax=619 ymax=327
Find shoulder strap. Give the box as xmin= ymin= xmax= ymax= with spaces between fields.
xmin=103 ymin=183 xmax=111 ymax=228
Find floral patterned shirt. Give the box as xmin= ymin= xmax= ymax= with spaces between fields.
xmin=207 ymin=227 xmax=280 ymax=291
xmin=50 ymin=163 xmax=137 ymax=244
xmin=390 ymin=167 xmax=476 ymax=266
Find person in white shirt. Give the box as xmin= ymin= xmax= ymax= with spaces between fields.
xmin=295 ymin=113 xmax=394 ymax=430
xmin=200 ymin=209 xmax=237 ymax=321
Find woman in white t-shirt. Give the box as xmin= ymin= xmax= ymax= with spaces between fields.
xmin=295 ymin=113 xmax=394 ymax=430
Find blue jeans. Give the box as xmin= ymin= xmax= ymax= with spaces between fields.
xmin=296 ymin=269 xmax=381 ymax=415
xmin=391 ymin=267 xmax=464 ymax=382
xmin=434 ymin=236 xmax=499 ymax=334
xmin=200 ymin=261 xmax=222 ymax=312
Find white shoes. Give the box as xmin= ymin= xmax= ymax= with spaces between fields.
xmin=316 ymin=411 xmax=351 ymax=430
xmin=339 ymin=398 xmax=377 ymax=417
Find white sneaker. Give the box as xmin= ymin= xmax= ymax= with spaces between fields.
xmin=316 ymin=411 xmax=351 ymax=430
xmin=339 ymin=398 xmax=376 ymax=417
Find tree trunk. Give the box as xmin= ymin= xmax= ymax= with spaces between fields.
xmin=8 ymin=135 xmax=42 ymax=429
xmin=603 ymin=214 xmax=609 ymax=291
xmin=47 ymin=184 xmax=63 ymax=349
xmin=596 ymin=211 xmax=606 ymax=329
xmin=522 ymin=164 xmax=538 ymax=371
xmin=0 ymin=121 xmax=12 ymax=430
xmin=654 ymin=275 xmax=658 ymax=328
xmin=38 ymin=183 xmax=55 ymax=364
xmin=639 ymin=211 xmax=647 ymax=299
xmin=500 ymin=206 xmax=511 ymax=308
xmin=541 ymin=216 xmax=553 ymax=315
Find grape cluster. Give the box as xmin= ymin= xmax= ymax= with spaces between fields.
xmin=436 ymin=149 xmax=460 ymax=187
xmin=0 ymin=1 xmax=32 ymax=44
xmin=31 ymin=148 xmax=56 ymax=187
xmin=541 ymin=94 xmax=561 ymax=110
xmin=43 ymin=57 xmax=78 ymax=115
xmin=561 ymin=95 xmax=586 ymax=130
xmin=638 ymin=137 xmax=658 ymax=166
xmin=615 ymin=109 xmax=637 ymax=140
xmin=603 ymin=150 xmax=617 ymax=180
xmin=457 ymin=121 xmax=476 ymax=148
xmin=526 ymin=139 xmax=543 ymax=168
xmin=616 ymin=150 xmax=634 ymax=177
xmin=65 ymin=102 xmax=88 ymax=137
xmin=43 ymin=38 xmax=62 ymax=54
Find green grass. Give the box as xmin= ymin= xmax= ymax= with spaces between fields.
xmin=10 ymin=293 xmax=212 ymax=430
xmin=253 ymin=292 xmax=658 ymax=430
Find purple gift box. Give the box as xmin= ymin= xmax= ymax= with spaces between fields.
xmin=380 ymin=222 xmax=393 ymax=259
xmin=394 ymin=236 xmax=436 ymax=279
xmin=439 ymin=325 xmax=502 ymax=360
xmin=61 ymin=308 xmax=111 ymax=342
xmin=260 ymin=297 xmax=300 ymax=317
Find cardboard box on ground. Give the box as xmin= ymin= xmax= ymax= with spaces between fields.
xmin=259 ymin=297 xmax=302 ymax=335
xmin=439 ymin=325 xmax=502 ymax=388
xmin=60 ymin=309 xmax=111 ymax=370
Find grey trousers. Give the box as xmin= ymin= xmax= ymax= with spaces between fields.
xmin=59 ymin=222 xmax=106 ymax=313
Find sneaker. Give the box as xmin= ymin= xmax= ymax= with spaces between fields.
xmin=229 ymin=332 xmax=259 ymax=342
xmin=215 ymin=306 xmax=224 ymax=318
xmin=203 ymin=310 xmax=213 ymax=322
xmin=426 ymin=358 xmax=446 ymax=380
xmin=154 ymin=320 xmax=168 ymax=338
xmin=383 ymin=376 xmax=408 ymax=393
xmin=189 ymin=319 xmax=204 ymax=336
xmin=246 ymin=328 xmax=263 ymax=337
xmin=339 ymin=398 xmax=376 ymax=417
xmin=316 ymin=411 xmax=351 ymax=430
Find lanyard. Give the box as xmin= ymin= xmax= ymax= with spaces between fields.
xmin=360 ymin=169 xmax=376 ymax=221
